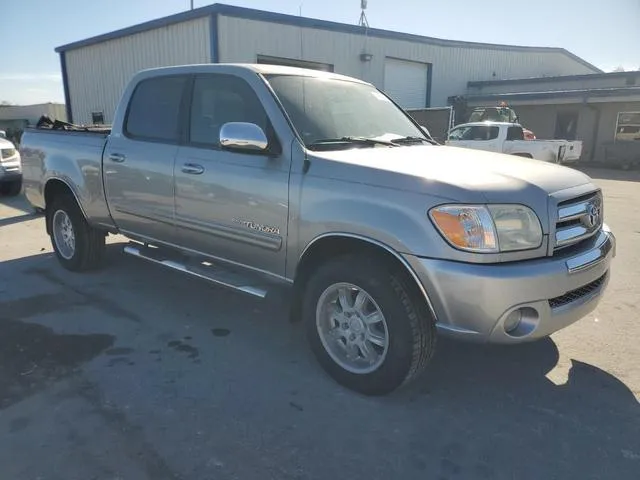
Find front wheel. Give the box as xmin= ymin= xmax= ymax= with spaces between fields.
xmin=303 ymin=255 xmax=436 ymax=395
xmin=48 ymin=194 xmax=106 ymax=271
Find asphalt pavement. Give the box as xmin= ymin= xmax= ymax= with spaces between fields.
xmin=1 ymin=167 xmax=638 ymax=480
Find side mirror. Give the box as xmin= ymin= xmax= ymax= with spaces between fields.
xmin=220 ymin=122 xmax=268 ymax=152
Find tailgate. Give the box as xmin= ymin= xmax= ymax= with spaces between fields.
xmin=563 ymin=141 xmax=582 ymax=161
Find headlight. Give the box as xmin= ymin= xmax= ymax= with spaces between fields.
xmin=429 ymin=204 xmax=542 ymax=253
xmin=1 ymin=148 xmax=17 ymax=159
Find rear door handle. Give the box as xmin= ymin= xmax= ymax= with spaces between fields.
xmin=108 ymin=153 xmax=126 ymax=163
xmin=181 ymin=163 xmax=204 ymax=175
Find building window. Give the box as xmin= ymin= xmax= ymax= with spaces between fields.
xmin=91 ymin=111 xmax=105 ymax=125
xmin=256 ymin=55 xmax=334 ymax=72
xmin=615 ymin=112 xmax=640 ymax=141
xmin=554 ymin=111 xmax=578 ymax=140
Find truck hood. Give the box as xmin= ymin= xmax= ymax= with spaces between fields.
xmin=308 ymin=144 xmax=593 ymax=204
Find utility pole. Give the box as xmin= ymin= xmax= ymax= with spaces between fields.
xmin=190 ymin=0 xmax=194 ymax=10
xmin=358 ymin=0 xmax=369 ymax=28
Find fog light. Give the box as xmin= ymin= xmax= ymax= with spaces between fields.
xmin=504 ymin=310 xmax=522 ymax=333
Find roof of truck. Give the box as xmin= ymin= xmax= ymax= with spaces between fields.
xmin=138 ymin=63 xmax=369 ymax=84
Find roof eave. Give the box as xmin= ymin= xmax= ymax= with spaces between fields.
xmin=54 ymin=3 xmax=599 ymax=74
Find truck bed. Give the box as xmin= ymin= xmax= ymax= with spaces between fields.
xmin=25 ymin=125 xmax=112 ymax=136
xmin=20 ymin=126 xmax=114 ymax=227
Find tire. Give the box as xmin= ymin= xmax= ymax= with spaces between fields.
xmin=48 ymin=194 xmax=106 ymax=271
xmin=1 ymin=179 xmax=22 ymax=196
xmin=303 ymin=254 xmax=436 ymax=395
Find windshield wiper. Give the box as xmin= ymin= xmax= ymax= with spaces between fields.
xmin=308 ymin=136 xmax=399 ymax=149
xmin=390 ymin=135 xmax=438 ymax=145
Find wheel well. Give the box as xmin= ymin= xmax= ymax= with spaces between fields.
xmin=43 ymin=179 xmax=75 ymax=235
xmin=290 ymin=235 xmax=424 ymax=321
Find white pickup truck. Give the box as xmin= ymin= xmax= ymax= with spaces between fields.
xmin=446 ymin=122 xmax=582 ymax=164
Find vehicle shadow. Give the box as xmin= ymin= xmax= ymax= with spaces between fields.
xmin=2 ymin=244 xmax=638 ymax=480
xmin=383 ymin=337 xmax=640 ymax=479
xmin=0 ymin=193 xmax=39 ymax=227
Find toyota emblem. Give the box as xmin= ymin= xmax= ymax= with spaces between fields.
xmin=584 ymin=202 xmax=601 ymax=228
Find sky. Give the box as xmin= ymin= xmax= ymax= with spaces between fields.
xmin=1 ymin=0 xmax=639 ymax=104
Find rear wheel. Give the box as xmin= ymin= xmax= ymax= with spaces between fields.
xmin=303 ymin=254 xmax=436 ymax=395
xmin=48 ymin=194 xmax=106 ymax=271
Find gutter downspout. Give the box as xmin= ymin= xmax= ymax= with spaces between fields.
xmin=59 ymin=52 xmax=73 ymax=123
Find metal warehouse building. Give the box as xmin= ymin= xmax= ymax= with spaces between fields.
xmin=56 ymin=3 xmax=601 ymax=125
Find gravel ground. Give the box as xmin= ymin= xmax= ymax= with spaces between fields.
xmin=0 ymin=167 xmax=638 ymax=480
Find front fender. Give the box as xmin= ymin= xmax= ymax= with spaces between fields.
xmin=288 ymin=176 xmax=448 ymax=278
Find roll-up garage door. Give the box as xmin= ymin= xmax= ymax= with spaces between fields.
xmin=383 ymin=58 xmax=429 ymax=109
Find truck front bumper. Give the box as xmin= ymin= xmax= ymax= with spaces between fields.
xmin=403 ymin=225 xmax=616 ymax=344
xmin=0 ymin=160 xmax=22 ymax=182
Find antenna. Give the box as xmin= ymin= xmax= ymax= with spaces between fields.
xmin=358 ymin=0 xmax=369 ymax=28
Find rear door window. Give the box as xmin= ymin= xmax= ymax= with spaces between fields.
xmin=507 ymin=126 xmax=524 ymax=141
xmin=468 ymin=126 xmax=499 ymax=140
xmin=125 ymin=75 xmax=188 ymax=142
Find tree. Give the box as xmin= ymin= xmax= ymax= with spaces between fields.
xmin=0 ymin=100 xmax=13 ymax=106
xmin=612 ymin=66 xmax=626 ymax=72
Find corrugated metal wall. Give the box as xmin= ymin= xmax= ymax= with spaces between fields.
xmin=217 ymin=16 xmax=597 ymax=107
xmin=66 ymin=17 xmax=210 ymax=125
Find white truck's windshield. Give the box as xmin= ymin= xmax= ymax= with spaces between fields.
xmin=265 ymin=74 xmax=430 ymax=150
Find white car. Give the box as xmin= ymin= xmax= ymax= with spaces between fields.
xmin=446 ymin=122 xmax=582 ymax=164
xmin=0 ymin=136 xmax=22 ymax=196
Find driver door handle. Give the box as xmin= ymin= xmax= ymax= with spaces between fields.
xmin=108 ymin=153 xmax=126 ymax=163
xmin=181 ymin=163 xmax=205 ymax=175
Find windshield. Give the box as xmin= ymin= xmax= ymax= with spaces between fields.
xmin=265 ymin=75 xmax=428 ymax=149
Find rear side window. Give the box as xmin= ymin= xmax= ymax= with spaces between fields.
xmin=125 ymin=76 xmax=187 ymax=142
xmin=468 ymin=126 xmax=499 ymax=140
xmin=507 ymin=126 xmax=524 ymax=141
xmin=189 ymin=74 xmax=268 ymax=147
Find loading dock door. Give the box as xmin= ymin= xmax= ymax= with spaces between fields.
xmin=383 ymin=58 xmax=429 ymax=109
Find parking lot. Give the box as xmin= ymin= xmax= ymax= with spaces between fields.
xmin=0 ymin=167 xmax=638 ymax=480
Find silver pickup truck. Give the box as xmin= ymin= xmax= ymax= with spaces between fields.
xmin=21 ymin=64 xmax=615 ymax=395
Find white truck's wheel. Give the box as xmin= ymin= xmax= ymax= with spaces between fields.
xmin=1 ymin=179 xmax=22 ymax=196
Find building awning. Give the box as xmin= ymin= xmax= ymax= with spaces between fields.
xmin=466 ymin=86 xmax=640 ymax=105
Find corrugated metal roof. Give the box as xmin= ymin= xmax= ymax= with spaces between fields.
xmin=468 ymin=70 xmax=640 ymax=87
xmin=54 ymin=3 xmax=601 ymax=73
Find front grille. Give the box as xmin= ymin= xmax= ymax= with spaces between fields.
xmin=554 ymin=191 xmax=603 ymax=252
xmin=548 ymin=273 xmax=607 ymax=309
